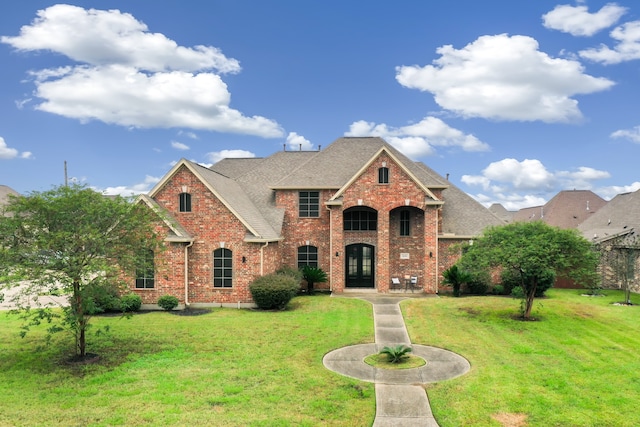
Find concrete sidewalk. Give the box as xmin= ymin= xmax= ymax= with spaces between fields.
xmin=323 ymin=294 xmax=470 ymax=426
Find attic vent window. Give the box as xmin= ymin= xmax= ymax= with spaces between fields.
xmin=378 ymin=167 xmax=389 ymax=184
xmin=179 ymin=192 xmax=192 ymax=212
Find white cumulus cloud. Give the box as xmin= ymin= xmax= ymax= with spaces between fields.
xmin=345 ymin=116 xmax=489 ymax=158
xmin=542 ymin=3 xmax=626 ymax=36
xmin=100 ymin=175 xmax=160 ymax=196
xmin=286 ymin=132 xmax=314 ymax=151
xmin=462 ymin=158 xmax=611 ymax=209
xmin=581 ymin=20 xmax=640 ymax=64
xmin=396 ymin=34 xmax=614 ymax=123
xmin=171 ymin=141 xmax=190 ymax=151
xmin=206 ymin=149 xmax=256 ymax=164
xmin=0 ymin=136 xmax=31 ymax=160
xmin=611 ymin=126 xmax=640 ymax=142
xmin=1 ymin=4 xmax=283 ymax=138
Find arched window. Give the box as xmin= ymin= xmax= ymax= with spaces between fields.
xmin=179 ymin=192 xmax=192 ymax=212
xmin=344 ymin=207 xmax=377 ymax=231
xmin=297 ymin=245 xmax=318 ymax=269
xmin=135 ymin=249 xmax=155 ymax=289
xmin=378 ymin=167 xmax=389 ymax=184
xmin=213 ymin=248 xmax=233 ymax=288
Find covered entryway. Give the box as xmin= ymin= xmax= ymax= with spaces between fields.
xmin=345 ymin=243 xmax=375 ymax=288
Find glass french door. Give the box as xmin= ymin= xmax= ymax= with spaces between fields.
xmin=345 ymin=244 xmax=375 ymax=288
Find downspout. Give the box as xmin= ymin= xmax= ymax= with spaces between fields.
xmin=435 ymin=207 xmax=441 ymax=294
xmin=327 ymin=204 xmax=333 ymax=291
xmin=260 ymin=242 xmax=269 ymax=276
xmin=184 ymin=241 xmax=194 ymax=307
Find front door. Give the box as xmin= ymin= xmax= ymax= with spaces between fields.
xmin=345 ymin=244 xmax=375 ymax=288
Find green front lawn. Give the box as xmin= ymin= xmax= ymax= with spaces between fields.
xmin=403 ymin=289 xmax=640 ymax=427
xmin=2 ymin=290 xmax=639 ymax=426
xmin=0 ymin=296 xmax=375 ymax=426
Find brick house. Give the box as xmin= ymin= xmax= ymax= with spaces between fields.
xmin=132 ymin=137 xmax=504 ymax=307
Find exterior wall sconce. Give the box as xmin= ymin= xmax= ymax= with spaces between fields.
xmin=335 ymin=251 xmax=339 ymax=257
xmin=429 ymin=251 xmax=433 ymax=258
xmin=242 ymin=256 xmax=246 ymax=263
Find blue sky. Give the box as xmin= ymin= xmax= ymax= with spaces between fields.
xmin=2 ymin=1 xmax=640 ymax=210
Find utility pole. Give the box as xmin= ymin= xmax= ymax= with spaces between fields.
xmin=64 ymin=160 xmax=68 ymax=186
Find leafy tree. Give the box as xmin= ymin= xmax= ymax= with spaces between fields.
xmin=458 ymin=221 xmax=599 ymax=319
xmin=442 ymin=265 xmax=472 ymax=297
xmin=301 ymin=266 xmax=327 ymax=294
xmin=0 ymin=184 xmax=162 ymax=358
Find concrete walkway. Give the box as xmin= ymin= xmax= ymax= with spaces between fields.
xmin=323 ymin=294 xmax=470 ymax=426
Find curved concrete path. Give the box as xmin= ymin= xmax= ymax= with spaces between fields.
xmin=323 ymin=294 xmax=470 ymax=426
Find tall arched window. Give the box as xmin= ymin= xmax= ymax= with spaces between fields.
xmin=297 ymin=245 xmax=318 ymax=269
xmin=135 ymin=249 xmax=155 ymax=289
xmin=213 ymin=248 xmax=232 ymax=288
xmin=179 ymin=192 xmax=192 ymax=212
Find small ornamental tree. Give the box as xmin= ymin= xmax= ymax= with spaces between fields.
xmin=0 ymin=184 xmax=162 ymax=358
xmin=442 ymin=265 xmax=473 ymax=297
xmin=301 ymin=266 xmax=327 ymax=294
xmin=458 ymin=221 xmax=599 ymax=319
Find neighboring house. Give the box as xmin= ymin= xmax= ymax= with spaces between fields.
xmin=0 ymin=185 xmax=19 ymax=215
xmin=132 ymin=137 xmax=504 ymax=307
xmin=488 ymin=203 xmax=514 ymax=223
xmin=512 ymin=190 xmax=606 ymax=228
xmin=578 ymin=189 xmax=640 ymax=293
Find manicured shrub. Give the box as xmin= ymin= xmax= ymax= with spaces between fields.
xmin=275 ymin=265 xmax=303 ymax=282
xmin=491 ymin=284 xmax=505 ymax=295
xmin=84 ymin=282 xmax=121 ymax=314
xmin=120 ymin=293 xmax=142 ymax=312
xmin=249 ymin=273 xmax=299 ymax=310
xmin=466 ymin=279 xmax=489 ymax=295
xmin=157 ymin=295 xmax=180 ymax=311
xmin=511 ymin=286 xmax=525 ymax=299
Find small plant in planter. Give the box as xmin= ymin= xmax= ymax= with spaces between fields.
xmin=380 ymin=345 xmax=413 ymax=364
xmin=157 ymin=295 xmax=179 ymax=311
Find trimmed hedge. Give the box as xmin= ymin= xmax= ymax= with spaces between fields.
xmin=249 ymin=273 xmax=299 ymax=310
xmin=157 ymin=295 xmax=180 ymax=311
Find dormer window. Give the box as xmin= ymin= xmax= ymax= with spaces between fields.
xmin=179 ymin=192 xmax=192 ymax=212
xmin=378 ymin=167 xmax=389 ymax=184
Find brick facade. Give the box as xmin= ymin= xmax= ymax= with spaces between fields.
xmin=132 ymin=138 xmax=499 ymax=306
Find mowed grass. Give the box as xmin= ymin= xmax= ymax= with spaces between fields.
xmin=0 ymin=295 xmax=375 ymax=426
xmin=403 ymin=289 xmax=640 ymax=427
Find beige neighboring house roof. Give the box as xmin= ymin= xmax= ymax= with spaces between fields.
xmin=512 ymin=190 xmax=606 ymax=229
xmin=578 ymin=189 xmax=640 ymax=244
xmin=0 ymin=185 xmax=19 ymax=205
xmin=488 ymin=203 xmax=515 ymax=223
xmin=0 ymin=185 xmax=20 ymax=215
xmin=149 ymin=137 xmax=506 ymax=241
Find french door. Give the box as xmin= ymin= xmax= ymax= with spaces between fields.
xmin=345 ymin=244 xmax=375 ymax=288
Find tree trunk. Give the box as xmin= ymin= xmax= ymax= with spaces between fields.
xmin=73 ymin=280 xmax=86 ymax=357
xmin=523 ymin=279 xmax=537 ymax=319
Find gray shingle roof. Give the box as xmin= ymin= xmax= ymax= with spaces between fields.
xmin=578 ymin=189 xmax=640 ymax=243
xmin=154 ymin=137 xmax=507 ymax=240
